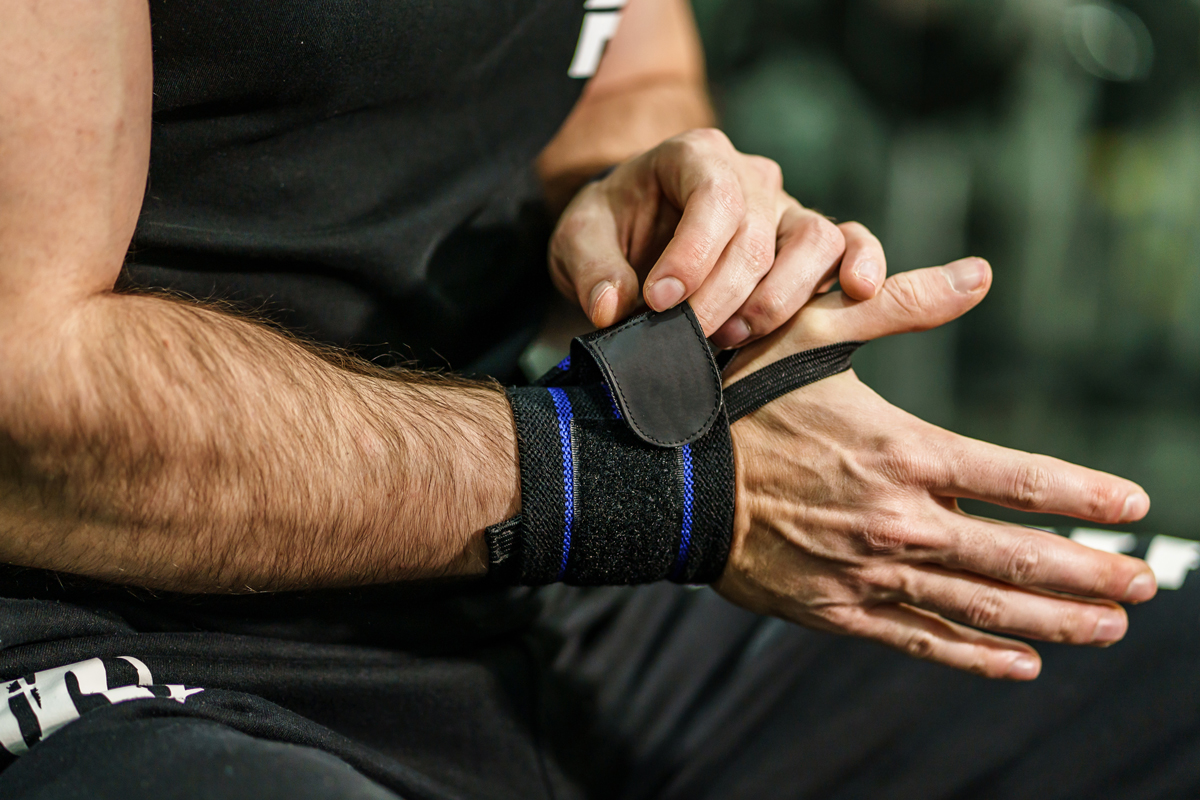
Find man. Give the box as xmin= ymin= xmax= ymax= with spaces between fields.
xmin=0 ymin=0 xmax=1193 ymax=798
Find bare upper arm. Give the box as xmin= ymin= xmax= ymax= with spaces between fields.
xmin=0 ymin=0 xmax=151 ymax=308
xmin=538 ymin=0 xmax=713 ymax=208
xmin=585 ymin=0 xmax=707 ymax=100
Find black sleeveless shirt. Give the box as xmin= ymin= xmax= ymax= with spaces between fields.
xmin=126 ymin=0 xmax=590 ymax=381
xmin=0 ymin=2 xmax=604 ymax=641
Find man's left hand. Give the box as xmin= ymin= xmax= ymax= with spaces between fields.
xmin=549 ymin=128 xmax=885 ymax=348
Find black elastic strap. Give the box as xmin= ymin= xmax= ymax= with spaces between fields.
xmin=723 ymin=341 xmax=865 ymax=424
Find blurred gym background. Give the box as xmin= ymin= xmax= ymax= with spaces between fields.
xmin=692 ymin=0 xmax=1200 ymax=537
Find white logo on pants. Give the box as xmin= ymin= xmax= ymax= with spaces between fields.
xmin=0 ymin=657 xmax=203 ymax=756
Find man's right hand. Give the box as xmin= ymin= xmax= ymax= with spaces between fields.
xmin=719 ymin=258 xmax=1157 ymax=680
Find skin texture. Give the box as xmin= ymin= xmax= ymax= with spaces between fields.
xmin=719 ymin=259 xmax=1156 ymax=680
xmin=540 ymin=0 xmax=886 ymax=347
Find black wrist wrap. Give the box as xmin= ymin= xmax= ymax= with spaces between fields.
xmin=489 ymin=303 xmax=864 ymax=586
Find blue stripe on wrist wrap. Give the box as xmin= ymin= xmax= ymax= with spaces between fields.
xmin=547 ymin=387 xmax=576 ymax=580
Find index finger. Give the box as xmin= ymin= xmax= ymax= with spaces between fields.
xmin=642 ymin=142 xmax=745 ymax=313
xmin=925 ymin=432 xmax=1150 ymax=525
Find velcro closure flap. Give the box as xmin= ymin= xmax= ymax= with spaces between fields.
xmin=571 ymin=303 xmax=723 ymax=448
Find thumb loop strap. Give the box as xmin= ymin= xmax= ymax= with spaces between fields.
xmin=722 ymin=341 xmax=865 ymax=424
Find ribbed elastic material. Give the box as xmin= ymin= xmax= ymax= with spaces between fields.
xmin=547 ymin=387 xmax=576 ymax=580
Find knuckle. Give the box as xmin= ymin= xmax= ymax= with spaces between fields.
xmin=963 ymin=587 xmax=1006 ymax=630
xmin=1004 ymin=538 xmax=1043 ymax=585
xmin=705 ymin=177 xmax=746 ymax=222
xmin=1085 ymin=555 xmax=1122 ymax=597
xmin=744 ymin=286 xmax=792 ymax=329
xmin=748 ymin=155 xmax=784 ymax=189
xmin=552 ymin=212 xmax=590 ymax=246
xmin=734 ymin=225 xmax=777 ymax=276
xmin=875 ymin=439 xmax=911 ymax=477
xmin=1011 ymin=463 xmax=1052 ymax=510
xmin=805 ymin=216 xmax=847 ymax=262
xmin=845 ymin=564 xmax=896 ymax=597
xmin=874 ymin=435 xmax=930 ymax=483
xmin=901 ymin=629 xmax=939 ymax=661
xmin=888 ymin=272 xmax=935 ymax=317
xmin=696 ymin=127 xmax=734 ymax=150
xmin=1054 ymin=606 xmax=1091 ymax=644
xmin=1088 ymin=481 xmax=1128 ymax=523
xmin=969 ymin=652 xmax=998 ymax=678
xmin=679 ymin=127 xmax=732 ymax=156
xmin=856 ymin=514 xmax=912 ymax=558
xmin=839 ymin=220 xmax=881 ymax=249
xmin=819 ymin=604 xmax=858 ymax=630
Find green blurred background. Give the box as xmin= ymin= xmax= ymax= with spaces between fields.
xmin=692 ymin=0 xmax=1200 ymax=536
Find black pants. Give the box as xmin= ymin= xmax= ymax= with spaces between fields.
xmin=0 ymin=550 xmax=1197 ymax=799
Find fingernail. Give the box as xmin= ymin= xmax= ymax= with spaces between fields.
xmin=1124 ymin=572 xmax=1157 ymax=603
xmin=714 ymin=316 xmax=752 ymax=348
xmin=645 ymin=276 xmax=686 ymax=311
xmin=1120 ymin=492 xmax=1150 ymax=522
xmin=588 ymin=281 xmax=615 ymax=321
xmin=853 ymin=258 xmax=883 ymax=294
xmin=942 ymin=259 xmax=988 ymax=294
xmin=1092 ymin=614 xmax=1126 ymax=643
xmin=1007 ymin=655 xmax=1040 ymax=680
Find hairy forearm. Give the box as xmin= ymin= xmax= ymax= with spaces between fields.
xmin=0 ymin=293 xmax=518 ymax=592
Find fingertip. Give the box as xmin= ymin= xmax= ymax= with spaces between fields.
xmin=1091 ymin=610 xmax=1128 ymax=644
xmin=1123 ymin=571 xmax=1157 ymax=604
xmin=845 ymin=257 xmax=883 ymax=300
xmin=1005 ymin=653 xmax=1041 ymax=681
xmin=588 ymin=281 xmax=618 ymax=327
xmin=1119 ymin=490 xmax=1151 ymax=523
xmin=941 ymin=258 xmax=991 ymax=295
xmin=645 ymin=276 xmax=686 ymax=312
xmin=712 ymin=316 xmax=752 ymax=349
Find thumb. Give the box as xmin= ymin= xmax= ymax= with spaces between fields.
xmin=806 ymin=257 xmax=992 ymax=345
xmin=726 ymin=258 xmax=992 ymax=384
xmin=548 ymin=208 xmax=641 ymax=330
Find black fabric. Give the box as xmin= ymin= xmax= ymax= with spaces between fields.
xmin=503 ymin=388 xmax=574 ymax=584
xmin=0 ymin=718 xmax=400 ymax=800
xmin=498 ymin=305 xmax=735 ymax=586
xmin=682 ymin=418 xmax=737 ymax=582
xmin=570 ymin=417 xmax=685 ymax=582
xmin=575 ymin=305 xmax=724 ymax=447
xmin=124 ymin=0 xmax=589 ymax=378
xmin=501 ymin=384 xmax=735 ymax=586
xmin=723 ymin=341 xmax=865 ymax=423
xmin=0 ymin=607 xmax=547 ymax=800
xmin=1 ymin=539 xmax=1200 ymax=799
